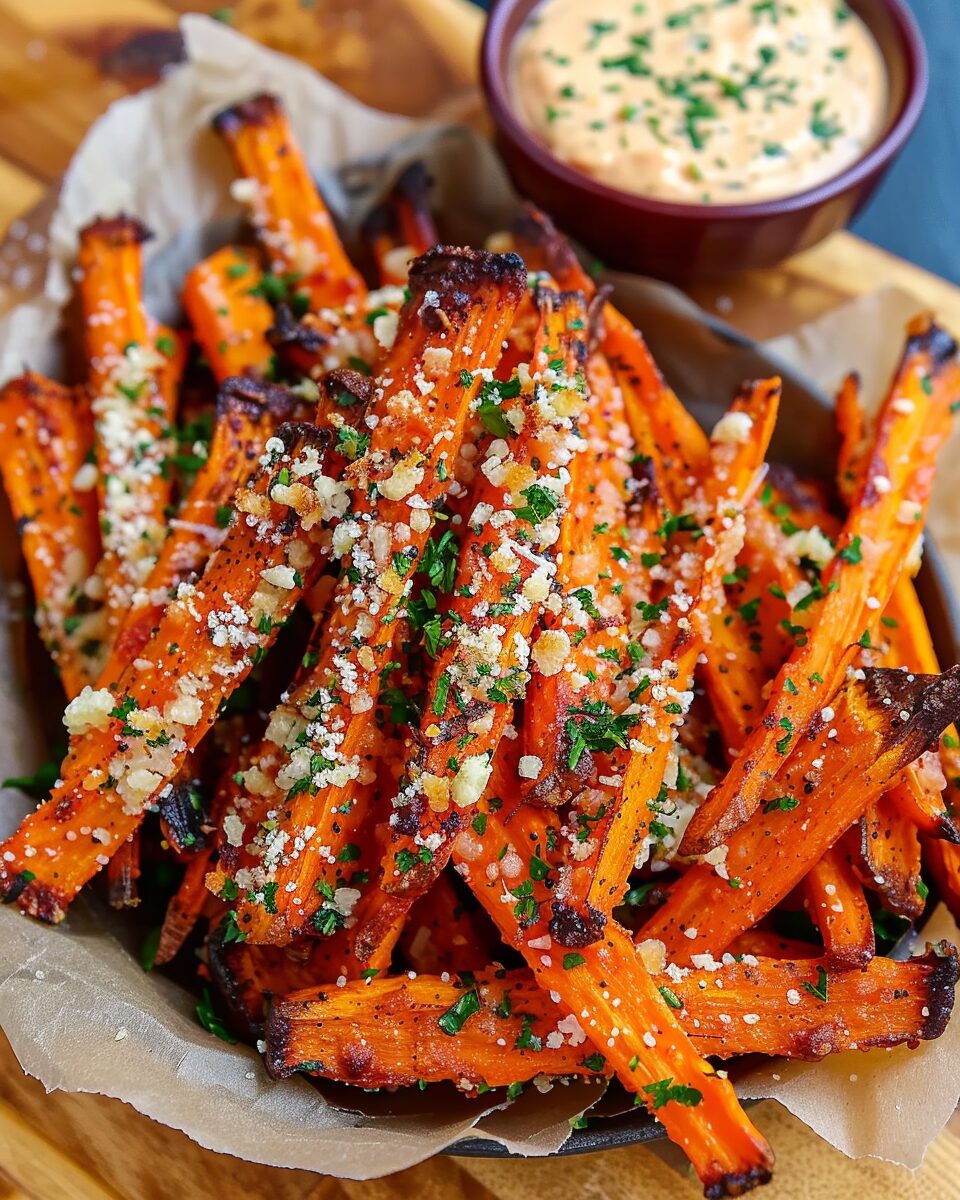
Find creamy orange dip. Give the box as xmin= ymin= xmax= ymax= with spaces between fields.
xmin=512 ymin=0 xmax=887 ymax=204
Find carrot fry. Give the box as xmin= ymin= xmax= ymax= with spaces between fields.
xmin=155 ymin=845 xmax=214 ymax=965
xmin=77 ymin=216 xmax=176 ymax=634
xmin=213 ymin=93 xmax=364 ymax=311
xmin=641 ymin=666 xmax=960 ymax=963
xmin=182 ymin=246 xmax=275 ymax=382
xmin=362 ymin=161 xmax=438 ymax=286
xmin=518 ymin=350 xmax=634 ymax=805
xmin=835 ymin=371 xmax=866 ymax=506
xmin=556 ymin=380 xmax=781 ymax=935
xmin=207 ymin=922 xmax=363 ymax=1041
xmin=682 ymin=318 xmax=960 ymax=855
xmin=0 ymin=372 xmax=103 ymax=695
xmin=266 ymin=945 xmax=957 ymax=1086
xmin=451 ymin=802 xmax=775 ymax=1196
xmin=0 ymin=421 xmax=336 ymax=922
xmin=100 ymin=376 xmax=309 ymax=685
xmin=213 ymin=248 xmax=527 ymax=945
xmin=368 ymin=284 xmax=590 ymax=915
xmin=800 ymin=845 xmax=875 ymax=969
xmin=856 ymin=792 xmax=924 ymax=919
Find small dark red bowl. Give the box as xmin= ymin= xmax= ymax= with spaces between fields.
xmin=481 ymin=0 xmax=928 ymax=281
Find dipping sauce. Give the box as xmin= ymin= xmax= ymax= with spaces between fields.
xmin=512 ymin=0 xmax=888 ymax=204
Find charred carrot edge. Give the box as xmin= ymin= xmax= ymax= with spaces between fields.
xmin=77 ymin=216 xmax=175 ymax=633
xmin=213 ymin=93 xmax=365 ymax=311
xmin=214 ymin=248 xmax=528 ymax=945
xmin=682 ymin=318 xmax=960 ymax=855
xmin=182 ymin=246 xmax=275 ymax=382
xmin=641 ymin=666 xmax=960 ymax=963
xmin=568 ymin=381 xmax=781 ymax=929
xmin=0 ymin=422 xmax=335 ymax=922
xmin=370 ymin=284 xmax=590 ymax=916
xmin=362 ymin=161 xmax=439 ymax=287
xmin=0 ymin=372 xmax=103 ymax=696
xmin=801 ymin=846 xmax=875 ymax=970
xmin=100 ymin=376 xmax=311 ymax=685
xmin=265 ymin=946 xmax=958 ymax=1086
xmin=855 ymin=793 xmax=924 ymax=919
xmin=451 ymin=802 xmax=775 ymax=1196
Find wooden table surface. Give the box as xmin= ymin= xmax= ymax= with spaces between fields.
xmin=0 ymin=1 xmax=958 ymax=1197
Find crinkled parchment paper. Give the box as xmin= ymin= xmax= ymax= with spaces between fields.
xmin=0 ymin=13 xmax=958 ymax=1178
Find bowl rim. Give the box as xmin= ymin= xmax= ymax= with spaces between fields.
xmin=481 ymin=0 xmax=929 ymax=222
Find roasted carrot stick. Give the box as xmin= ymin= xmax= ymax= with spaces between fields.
xmin=0 ymin=421 xmax=336 ymax=922
xmin=213 ymin=93 xmax=364 ymax=311
xmin=77 ymin=216 xmax=176 ymax=635
xmin=452 ymin=801 xmax=775 ymax=1196
xmin=213 ymin=248 xmax=528 ymax=945
xmin=518 ymin=350 xmax=635 ymax=805
xmin=0 ymin=372 xmax=103 ymax=695
xmin=367 ymin=284 xmax=590 ymax=917
xmin=557 ymin=380 xmax=781 ymax=935
xmin=641 ymin=666 xmax=960 ymax=963
xmin=682 ymin=318 xmax=960 ymax=855
xmin=182 ymin=246 xmax=275 ymax=382
xmin=800 ymin=845 xmax=875 ymax=970
xmin=510 ymin=206 xmax=711 ymax=482
xmin=266 ymin=946 xmax=957 ymax=1086
xmin=362 ymin=161 xmax=438 ymax=287
xmin=206 ymin=922 xmax=366 ymax=1041
xmin=835 ymin=371 xmax=866 ymax=507
xmin=856 ymin=792 xmax=925 ymax=920
xmin=100 ymin=376 xmax=310 ymax=685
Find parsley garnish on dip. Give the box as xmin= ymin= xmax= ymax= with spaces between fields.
xmin=511 ymin=0 xmax=886 ymax=204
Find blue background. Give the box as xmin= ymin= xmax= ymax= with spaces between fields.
xmin=472 ymin=0 xmax=960 ymax=283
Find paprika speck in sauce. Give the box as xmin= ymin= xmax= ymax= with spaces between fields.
xmin=512 ymin=0 xmax=887 ymax=204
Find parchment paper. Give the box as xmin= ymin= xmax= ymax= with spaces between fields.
xmin=0 ymin=12 xmax=958 ymax=1178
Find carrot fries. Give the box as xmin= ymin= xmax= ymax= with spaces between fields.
xmin=452 ymin=801 xmax=775 ymax=1196
xmin=101 ymin=376 xmax=310 ymax=684
xmin=211 ymin=247 xmax=527 ymax=944
xmin=5 ymin=89 xmax=960 ymax=1197
xmin=0 ymin=421 xmax=337 ymax=920
xmin=362 ymin=161 xmax=438 ymax=286
xmin=682 ymin=318 xmax=960 ymax=854
xmin=641 ymin=667 xmax=960 ymax=962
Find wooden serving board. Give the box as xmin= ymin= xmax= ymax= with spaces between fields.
xmin=0 ymin=1 xmax=958 ymax=1197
